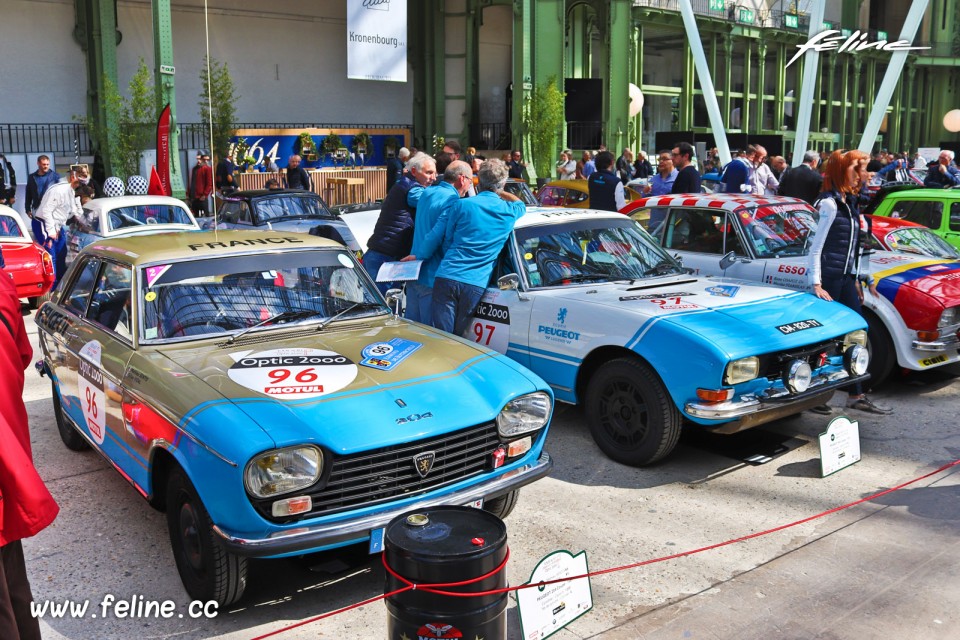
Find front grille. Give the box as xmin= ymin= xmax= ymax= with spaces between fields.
xmin=758 ymin=337 xmax=844 ymax=381
xmin=252 ymin=421 xmax=502 ymax=522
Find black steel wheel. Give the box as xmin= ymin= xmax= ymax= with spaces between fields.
xmin=52 ymin=380 xmax=89 ymax=451
xmin=166 ymin=467 xmax=248 ymax=606
xmin=585 ymin=357 xmax=682 ymax=466
xmin=866 ymin=313 xmax=896 ymax=387
xmin=483 ymin=490 xmax=519 ymax=520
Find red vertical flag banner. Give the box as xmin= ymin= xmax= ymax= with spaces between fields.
xmin=156 ymin=104 xmax=172 ymax=196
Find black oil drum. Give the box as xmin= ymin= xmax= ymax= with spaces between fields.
xmin=384 ymin=506 xmax=508 ymax=640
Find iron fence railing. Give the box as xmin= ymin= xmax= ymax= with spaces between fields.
xmin=567 ymin=122 xmax=604 ymax=151
xmin=469 ymin=122 xmax=512 ymax=151
xmin=0 ymin=123 xmax=92 ymax=157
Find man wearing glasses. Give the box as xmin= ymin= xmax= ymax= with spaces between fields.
xmin=507 ymin=150 xmax=527 ymax=181
xmin=670 ymin=142 xmax=701 ymax=194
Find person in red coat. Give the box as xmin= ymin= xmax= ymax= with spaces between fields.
xmin=0 ymin=249 xmax=59 ymax=640
xmin=188 ymin=151 xmax=214 ymax=216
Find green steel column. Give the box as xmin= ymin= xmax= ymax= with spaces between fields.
xmin=852 ymin=60 xmax=862 ymax=145
xmin=606 ymin=0 xmax=631 ymax=151
xmin=841 ymin=0 xmax=859 ymax=30
xmin=866 ymin=57 xmax=876 ymax=144
xmin=511 ymin=0 xmax=528 ymax=155
xmin=825 ymin=58 xmax=836 ymax=133
xmin=757 ymin=40 xmax=767 ymax=132
xmin=411 ymin=7 xmax=427 ymax=147
xmin=723 ymin=34 xmax=733 ymax=125
xmin=840 ymin=58 xmax=850 ymax=147
xmin=890 ymin=74 xmax=903 ymax=151
xmin=635 ymin=21 xmax=644 ymax=151
xmin=773 ymin=41 xmax=785 ymax=132
xmin=812 ymin=54 xmax=824 ymax=134
xmin=152 ymin=0 xmax=184 ymax=197
xmin=742 ymin=39 xmax=752 ymax=132
xmin=465 ymin=0 xmax=478 ymax=146
xmin=679 ymin=42 xmax=693 ymax=131
xmin=87 ymin=0 xmax=120 ymax=176
xmin=433 ymin=0 xmax=446 ymax=144
xmin=904 ymin=64 xmax=916 ymax=149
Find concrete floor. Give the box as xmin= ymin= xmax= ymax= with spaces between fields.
xmin=16 ymin=306 xmax=960 ymax=640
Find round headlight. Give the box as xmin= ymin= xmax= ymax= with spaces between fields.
xmin=244 ymin=446 xmax=323 ymax=498
xmin=497 ymin=392 xmax=552 ymax=437
xmin=783 ymin=359 xmax=812 ymax=393
xmin=844 ymin=345 xmax=870 ymax=376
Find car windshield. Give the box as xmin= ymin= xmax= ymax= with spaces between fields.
xmin=515 ymin=217 xmax=680 ymax=287
xmin=0 ymin=215 xmax=25 ymax=238
xmin=254 ymin=195 xmax=335 ymax=223
xmin=503 ymin=181 xmax=538 ymax=205
xmin=140 ymin=249 xmax=385 ymax=341
xmin=738 ymin=204 xmax=819 ymax=258
xmin=106 ymin=205 xmax=194 ymax=232
xmin=884 ymin=227 xmax=960 ymax=259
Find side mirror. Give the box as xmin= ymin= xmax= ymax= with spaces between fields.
xmin=498 ymin=274 xmax=520 ymax=291
xmin=384 ymin=288 xmax=403 ymax=316
xmin=719 ymin=251 xmax=751 ymax=270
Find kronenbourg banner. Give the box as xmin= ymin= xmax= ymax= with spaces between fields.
xmin=156 ymin=104 xmax=172 ymax=196
xmin=347 ymin=0 xmax=407 ymax=82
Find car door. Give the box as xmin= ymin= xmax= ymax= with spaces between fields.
xmin=43 ymin=257 xmax=100 ymax=406
xmin=63 ymin=260 xmax=135 ymax=466
xmin=464 ymin=239 xmax=533 ymax=369
xmin=944 ymin=202 xmax=960 ymax=249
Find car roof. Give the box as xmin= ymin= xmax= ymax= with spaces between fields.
xmin=514 ymin=206 xmax=628 ymax=229
xmin=0 ymin=204 xmax=30 ymax=241
xmin=78 ymin=230 xmax=344 ymax=266
xmin=543 ymin=180 xmax=588 ymax=191
xmin=881 ymin=188 xmax=960 ymax=199
xmin=226 ymin=189 xmax=322 ymax=199
xmin=633 ymin=193 xmax=810 ymax=212
xmin=82 ymin=195 xmax=193 ymax=212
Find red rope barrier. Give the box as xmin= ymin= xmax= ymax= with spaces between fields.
xmin=250 ymin=457 xmax=960 ymax=639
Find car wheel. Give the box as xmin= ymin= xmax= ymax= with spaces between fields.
xmin=166 ymin=467 xmax=248 ymax=606
xmin=865 ymin=313 xmax=895 ymax=387
xmin=585 ymin=357 xmax=682 ymax=466
xmin=483 ymin=490 xmax=519 ymax=520
xmin=52 ymin=380 xmax=89 ymax=451
xmin=27 ymin=296 xmax=40 ymax=310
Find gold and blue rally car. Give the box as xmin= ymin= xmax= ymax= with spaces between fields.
xmin=35 ymin=231 xmax=553 ymax=605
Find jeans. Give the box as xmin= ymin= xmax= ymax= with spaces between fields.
xmin=431 ymin=276 xmax=485 ymax=336
xmin=32 ymin=220 xmax=66 ymax=288
xmin=404 ymin=281 xmax=433 ymax=323
xmin=362 ymin=249 xmax=398 ymax=296
xmin=824 ymin=274 xmax=864 ymax=396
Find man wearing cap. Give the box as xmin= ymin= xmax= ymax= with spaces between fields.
xmin=188 ymin=152 xmax=213 ymax=216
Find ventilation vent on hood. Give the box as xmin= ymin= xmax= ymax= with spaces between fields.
xmin=626 ymin=278 xmax=699 ymax=291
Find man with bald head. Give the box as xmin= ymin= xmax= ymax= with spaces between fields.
xmin=404 ymin=160 xmax=474 ymax=322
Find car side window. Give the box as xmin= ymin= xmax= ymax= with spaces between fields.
xmin=87 ymin=262 xmax=133 ymax=338
xmin=950 ymin=203 xmax=960 ymax=232
xmin=236 ymin=202 xmax=253 ymax=225
xmin=722 ymin=212 xmax=747 ymax=256
xmin=900 ymin=200 xmax=943 ymax=230
xmin=220 ymin=202 xmax=240 ymax=224
xmin=565 ymin=190 xmax=588 ymax=206
xmin=539 ymin=187 xmax=564 ymax=206
xmin=64 ymin=258 xmax=101 ymax=316
xmin=663 ymin=209 xmax=723 ymax=253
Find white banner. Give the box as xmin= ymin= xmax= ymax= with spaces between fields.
xmin=347 ymin=0 xmax=407 ymax=83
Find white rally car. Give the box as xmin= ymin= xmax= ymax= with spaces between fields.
xmin=459 ymin=207 xmax=871 ymax=466
xmin=632 ymin=193 xmax=960 ymax=384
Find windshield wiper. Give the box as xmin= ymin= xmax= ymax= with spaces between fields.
xmin=227 ymin=310 xmax=321 ymax=344
xmin=544 ymin=273 xmax=610 ymax=286
xmin=642 ymin=260 xmax=680 ymax=276
xmin=316 ymin=301 xmax=383 ymax=331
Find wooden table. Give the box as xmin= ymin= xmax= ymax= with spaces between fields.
xmin=235 ymin=168 xmax=387 ymax=205
xmin=326 ymin=177 xmax=366 ymax=206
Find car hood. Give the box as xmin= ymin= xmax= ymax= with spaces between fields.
xmin=548 ymin=276 xmax=865 ymax=357
xmin=870 ymin=251 xmax=960 ymax=306
xmin=158 ymin=319 xmax=544 ymax=453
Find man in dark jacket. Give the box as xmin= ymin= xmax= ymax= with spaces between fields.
xmin=0 ymin=253 xmax=59 ymax=640
xmin=363 ymin=153 xmax=437 ymax=293
xmin=777 ymin=150 xmax=823 ymax=205
xmin=923 ymin=150 xmax=960 ymax=189
xmin=670 ymin=142 xmax=701 ymax=194
xmin=284 ymin=154 xmax=312 ymax=191
xmin=0 ymin=155 xmax=15 ymax=206
xmin=587 ymin=151 xmax=626 ymax=212
xmin=25 ymin=155 xmax=60 ymax=218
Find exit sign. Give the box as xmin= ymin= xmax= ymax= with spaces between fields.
xmin=877 ymin=30 xmax=888 ymax=40
xmin=709 ymin=0 xmax=725 ymax=11
xmin=784 ymin=14 xmax=799 ymax=28
xmin=737 ymin=7 xmax=755 ymax=24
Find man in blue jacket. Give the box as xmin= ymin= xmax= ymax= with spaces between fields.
xmin=923 ymin=150 xmax=960 ymax=189
xmin=25 ymin=155 xmax=60 ymax=218
xmin=410 ymin=158 xmax=525 ymax=335
xmin=404 ymin=161 xmax=474 ymax=322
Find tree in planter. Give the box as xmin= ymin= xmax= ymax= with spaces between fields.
xmin=77 ymin=58 xmax=156 ymax=179
xmin=522 ymin=76 xmax=565 ymax=182
xmin=295 ymin=133 xmax=318 ymax=162
xmin=351 ymin=132 xmax=372 ymax=166
xmin=198 ymin=57 xmax=238 ymax=160
xmin=323 ymin=133 xmax=345 ymax=166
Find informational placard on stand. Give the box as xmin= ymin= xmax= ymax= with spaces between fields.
xmin=376 ymin=260 xmax=422 ymax=282
xmin=819 ymin=415 xmax=861 ymax=477
xmin=516 ymin=550 xmax=592 ymax=640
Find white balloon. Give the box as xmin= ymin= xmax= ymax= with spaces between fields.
xmin=944 ymin=109 xmax=960 ymax=133
xmin=629 ymin=83 xmax=644 ymax=118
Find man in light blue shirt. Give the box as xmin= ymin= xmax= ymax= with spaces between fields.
xmin=412 ymin=159 xmax=525 ymax=335
xmin=644 ymin=151 xmax=679 ymax=231
xmin=405 ymin=161 xmax=474 ymax=323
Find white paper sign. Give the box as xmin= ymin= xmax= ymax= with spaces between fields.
xmin=517 ymin=550 xmax=592 ymax=640
xmin=347 ymin=0 xmax=408 ymax=82
xmin=376 ymin=259 xmax=422 ymax=282
xmin=819 ymin=415 xmax=861 ymax=477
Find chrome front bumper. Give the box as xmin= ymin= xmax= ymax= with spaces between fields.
xmin=685 ymin=370 xmax=870 ymax=427
xmin=911 ymin=331 xmax=960 ymax=352
xmin=212 ymin=452 xmax=553 ymax=558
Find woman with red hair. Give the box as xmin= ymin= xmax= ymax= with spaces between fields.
xmin=807 ymin=149 xmax=891 ymax=415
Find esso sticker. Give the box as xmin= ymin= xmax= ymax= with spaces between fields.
xmin=78 ymin=340 xmax=106 ymax=444
xmin=228 ymin=348 xmax=358 ymax=400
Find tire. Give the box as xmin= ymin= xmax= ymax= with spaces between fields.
xmin=166 ymin=467 xmax=248 ymax=606
xmin=27 ymin=297 xmax=39 ymax=310
xmin=585 ymin=357 xmax=683 ymax=466
xmin=865 ymin=313 xmax=896 ymax=387
xmin=483 ymin=490 xmax=519 ymax=520
xmin=52 ymin=380 xmax=89 ymax=451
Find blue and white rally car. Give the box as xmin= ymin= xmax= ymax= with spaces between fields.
xmin=465 ymin=208 xmax=872 ymax=466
